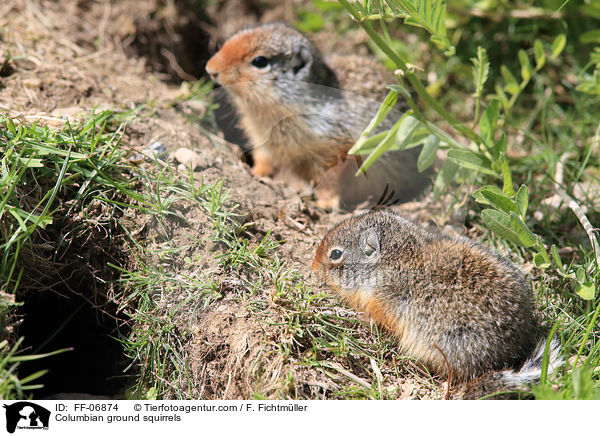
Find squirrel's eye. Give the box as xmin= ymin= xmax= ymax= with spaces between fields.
xmin=329 ymin=249 xmax=343 ymax=261
xmin=251 ymin=56 xmax=269 ymax=68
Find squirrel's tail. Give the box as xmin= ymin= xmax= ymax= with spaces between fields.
xmin=459 ymin=338 xmax=562 ymax=400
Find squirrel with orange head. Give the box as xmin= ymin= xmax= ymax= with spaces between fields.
xmin=206 ymin=22 xmax=430 ymax=210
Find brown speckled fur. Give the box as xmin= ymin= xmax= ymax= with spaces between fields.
xmin=312 ymin=209 xmax=557 ymax=399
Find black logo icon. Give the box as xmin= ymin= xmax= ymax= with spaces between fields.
xmin=3 ymin=402 xmax=50 ymax=434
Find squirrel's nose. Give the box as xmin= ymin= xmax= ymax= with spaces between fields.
xmin=312 ymin=243 xmax=326 ymax=271
xmin=205 ymin=63 xmax=219 ymax=81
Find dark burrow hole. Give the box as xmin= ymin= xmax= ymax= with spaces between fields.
xmin=12 ymin=0 xmax=266 ymax=399
xmin=16 ymin=288 xmax=129 ymax=399
xmin=125 ymin=0 xmax=212 ymax=82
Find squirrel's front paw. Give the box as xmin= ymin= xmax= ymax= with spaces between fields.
xmin=251 ymin=164 xmax=272 ymax=177
xmin=315 ymin=188 xmax=341 ymax=210
xmin=251 ymin=148 xmax=274 ymax=177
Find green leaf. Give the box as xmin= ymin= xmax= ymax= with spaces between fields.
xmin=534 ymin=40 xmax=545 ymax=69
xmin=518 ymin=49 xmax=532 ymax=82
xmin=582 ymin=4 xmax=600 ymax=19
xmin=361 ymin=90 xmax=398 ymax=138
xmin=369 ymin=0 xmax=386 ymax=15
xmin=473 ymin=186 xmax=518 ymax=214
xmin=572 ymin=367 xmax=596 ymax=399
xmin=479 ymin=99 xmax=500 ymax=146
xmin=472 ymin=184 xmax=503 ymax=205
xmin=417 ymin=134 xmax=439 ymax=172
xmin=355 ymin=118 xmax=402 ymax=175
xmin=353 ymin=0 xmax=369 ymax=15
xmin=501 ymin=65 xmax=519 ymax=95
xmin=29 ymin=143 xmax=86 ymax=159
xmin=504 ymin=83 xmax=520 ymax=95
xmin=18 ymin=370 xmax=48 ymax=386
xmin=7 ymin=206 xmax=53 ymax=229
xmin=471 ymin=46 xmax=489 ymax=97
xmin=551 ymin=244 xmax=565 ymax=273
xmin=576 ymin=281 xmax=596 ymax=300
xmin=492 ymin=134 xmax=507 ymax=161
xmin=386 ymin=84 xmax=412 ymax=99
xmin=551 ymin=34 xmax=566 ymax=60
xmin=423 ymin=120 xmax=467 ymax=149
xmin=581 ymin=30 xmax=600 ymax=44
xmin=481 ymin=209 xmax=524 ymax=246
xmin=576 ymin=71 xmax=600 ymax=96
xmin=9 ymin=347 xmax=72 ymax=362
xmin=540 ymin=322 xmax=561 ymax=384
xmin=446 ymin=150 xmax=496 ymax=175
xmin=394 ymin=116 xmax=421 ymax=150
xmin=509 ymin=211 xmax=537 ymax=247
xmin=392 ymin=0 xmax=454 ymax=53
xmin=534 ymin=252 xmax=551 ymax=269
xmin=498 ymin=153 xmax=515 ymax=196
xmin=18 ymin=157 xmax=44 ymax=168
xmin=7 ymin=118 xmax=17 ymax=135
xmin=7 ymin=207 xmax=28 ymax=232
xmin=493 ymin=84 xmax=509 ymax=109
xmin=535 ymin=239 xmax=551 ymax=269
xmin=347 ymin=130 xmax=389 ymax=155
xmin=515 ymin=184 xmax=529 ymax=219
xmin=396 ymin=128 xmax=429 ymax=150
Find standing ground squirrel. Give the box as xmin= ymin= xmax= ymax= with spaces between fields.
xmin=312 ymin=209 xmax=562 ymax=399
xmin=205 ymin=22 xmax=430 ymax=210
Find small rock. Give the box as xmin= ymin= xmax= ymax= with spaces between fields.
xmin=52 ymin=106 xmax=83 ymax=119
xmin=142 ymin=141 xmax=169 ymax=161
xmin=174 ymin=147 xmax=202 ymax=170
xmin=148 ymin=141 xmax=167 ymax=154
xmin=129 ymin=151 xmax=145 ymax=164
xmin=533 ymin=210 xmax=544 ymax=221
xmin=143 ymin=141 xmax=168 ymax=160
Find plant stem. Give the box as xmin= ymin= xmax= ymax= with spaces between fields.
xmin=338 ymin=0 xmax=480 ymax=145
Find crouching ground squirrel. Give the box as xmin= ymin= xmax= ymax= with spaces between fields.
xmin=206 ymin=22 xmax=430 ymax=210
xmin=312 ymin=209 xmax=562 ymax=399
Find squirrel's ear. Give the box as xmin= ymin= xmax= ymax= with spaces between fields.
xmin=359 ymin=228 xmax=380 ymax=258
xmin=291 ymin=43 xmax=313 ymax=79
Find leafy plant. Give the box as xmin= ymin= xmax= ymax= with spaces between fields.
xmin=338 ymin=0 xmax=594 ymax=271
xmin=338 ymin=0 xmax=600 ymax=395
xmin=577 ymin=47 xmax=600 ymax=96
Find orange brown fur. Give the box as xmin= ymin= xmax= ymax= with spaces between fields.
xmin=313 ymin=209 xmax=560 ymax=398
xmin=206 ymin=32 xmax=262 ymax=85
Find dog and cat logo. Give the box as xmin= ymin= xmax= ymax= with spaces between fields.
xmin=2 ymin=402 xmax=50 ymax=433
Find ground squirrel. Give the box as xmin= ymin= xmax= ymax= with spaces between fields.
xmin=312 ymin=209 xmax=562 ymax=399
xmin=205 ymin=22 xmax=430 ymax=210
